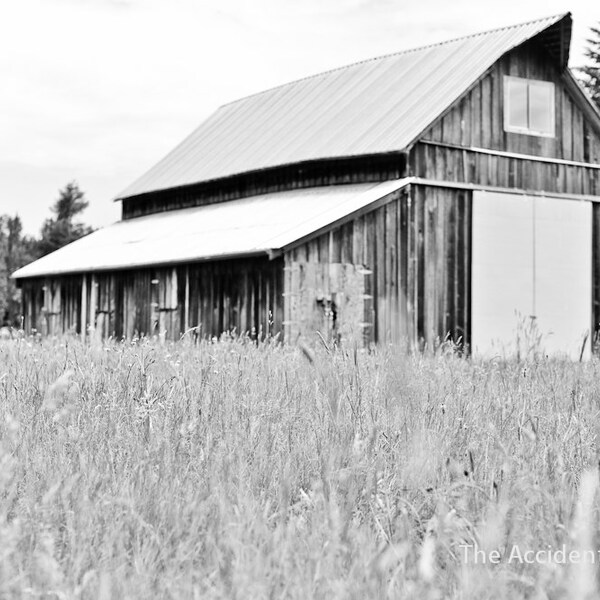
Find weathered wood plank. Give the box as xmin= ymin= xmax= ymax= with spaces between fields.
xmin=375 ymin=206 xmax=386 ymax=342
xmin=593 ymin=204 xmax=600 ymax=352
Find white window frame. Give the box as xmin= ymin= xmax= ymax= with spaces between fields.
xmin=503 ymin=76 xmax=555 ymax=138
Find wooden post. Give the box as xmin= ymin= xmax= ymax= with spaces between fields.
xmin=89 ymin=274 xmax=98 ymax=339
xmin=81 ymin=274 xmax=87 ymax=340
xmin=41 ymin=279 xmax=49 ymax=336
xmin=184 ymin=267 xmax=190 ymax=333
xmin=52 ymin=281 xmax=61 ymax=335
xmin=170 ymin=268 xmax=178 ymax=310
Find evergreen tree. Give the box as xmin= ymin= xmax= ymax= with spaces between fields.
xmin=0 ymin=215 xmax=38 ymax=327
xmin=0 ymin=182 xmax=93 ymax=326
xmin=52 ymin=180 xmax=89 ymax=221
xmin=37 ymin=181 xmax=93 ymax=257
xmin=578 ymin=23 xmax=600 ymax=110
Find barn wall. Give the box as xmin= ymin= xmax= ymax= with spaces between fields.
xmin=21 ymin=279 xmax=44 ymax=334
xmin=176 ymin=258 xmax=283 ymax=340
xmin=121 ymin=154 xmax=407 ymax=219
xmin=20 ymin=276 xmax=82 ymax=336
xmin=283 ymin=261 xmax=372 ymax=346
xmin=284 ymin=185 xmax=471 ymax=350
xmin=593 ymin=204 xmax=600 ymax=348
xmin=409 ymin=142 xmax=600 ymax=196
xmin=20 ymin=257 xmax=284 ymax=341
xmin=421 ymin=39 xmax=600 ymax=162
xmin=60 ymin=277 xmax=81 ymax=334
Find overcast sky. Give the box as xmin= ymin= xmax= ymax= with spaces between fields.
xmin=1 ymin=0 xmax=599 ymax=235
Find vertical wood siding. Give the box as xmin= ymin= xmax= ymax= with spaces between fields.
xmin=410 ymin=142 xmax=600 ymax=196
xmin=421 ymin=40 xmax=600 ymax=162
xmin=283 ymin=261 xmax=370 ymax=346
xmin=122 ymin=154 xmax=406 ymax=219
xmin=60 ymin=277 xmax=81 ymax=334
xmin=178 ymin=259 xmax=283 ymax=340
xmin=20 ymin=257 xmax=284 ymax=341
xmin=20 ymin=276 xmax=81 ymax=335
xmin=593 ymin=204 xmax=600 ymax=348
xmin=284 ymin=186 xmax=472 ymax=350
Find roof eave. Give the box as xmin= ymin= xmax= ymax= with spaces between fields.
xmin=562 ymin=69 xmax=600 ymax=136
xmin=11 ymin=249 xmax=271 ymax=280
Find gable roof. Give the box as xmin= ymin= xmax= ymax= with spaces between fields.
xmin=13 ymin=180 xmax=409 ymax=278
xmin=117 ymin=12 xmax=572 ymax=201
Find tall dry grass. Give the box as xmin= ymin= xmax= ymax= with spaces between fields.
xmin=1 ymin=335 xmax=600 ymax=598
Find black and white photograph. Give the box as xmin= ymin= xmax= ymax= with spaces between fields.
xmin=2 ymin=0 xmax=600 ymax=597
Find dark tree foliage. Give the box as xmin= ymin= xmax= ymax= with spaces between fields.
xmin=0 ymin=181 xmax=93 ymax=326
xmin=36 ymin=181 xmax=94 ymax=257
xmin=0 ymin=215 xmax=38 ymax=327
xmin=578 ymin=23 xmax=600 ymax=110
xmin=52 ymin=180 xmax=89 ymax=221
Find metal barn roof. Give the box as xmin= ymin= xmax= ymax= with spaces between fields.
xmin=117 ymin=13 xmax=571 ymax=201
xmin=13 ymin=180 xmax=409 ymax=278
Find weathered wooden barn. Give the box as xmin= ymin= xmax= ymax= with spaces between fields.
xmin=13 ymin=13 xmax=600 ymax=356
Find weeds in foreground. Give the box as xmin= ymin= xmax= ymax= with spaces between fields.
xmin=0 ymin=336 xmax=599 ymax=598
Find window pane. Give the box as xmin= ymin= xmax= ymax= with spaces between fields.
xmin=507 ymin=78 xmax=528 ymax=129
xmin=528 ymin=81 xmax=554 ymax=135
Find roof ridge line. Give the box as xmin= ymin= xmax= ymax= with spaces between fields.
xmin=219 ymin=12 xmax=569 ymax=109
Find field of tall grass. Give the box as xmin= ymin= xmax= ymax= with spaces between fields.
xmin=1 ymin=335 xmax=600 ymax=598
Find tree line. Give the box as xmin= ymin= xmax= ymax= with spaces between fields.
xmin=0 ymin=182 xmax=92 ymax=327
xmin=578 ymin=22 xmax=600 ymax=110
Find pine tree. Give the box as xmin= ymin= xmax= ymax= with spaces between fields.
xmin=0 ymin=215 xmax=38 ymax=327
xmin=0 ymin=183 xmax=93 ymax=325
xmin=578 ymin=23 xmax=600 ymax=110
xmin=52 ymin=181 xmax=89 ymax=221
xmin=37 ymin=181 xmax=93 ymax=257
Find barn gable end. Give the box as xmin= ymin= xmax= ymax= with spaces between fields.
xmin=420 ymin=40 xmax=600 ymax=161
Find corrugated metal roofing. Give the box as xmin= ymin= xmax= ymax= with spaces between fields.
xmin=13 ymin=180 xmax=409 ymax=278
xmin=117 ymin=13 xmax=570 ymax=200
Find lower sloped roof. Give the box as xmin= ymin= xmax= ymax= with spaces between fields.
xmin=13 ymin=180 xmax=409 ymax=279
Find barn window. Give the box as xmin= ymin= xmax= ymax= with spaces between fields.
xmin=503 ymin=76 xmax=555 ymax=137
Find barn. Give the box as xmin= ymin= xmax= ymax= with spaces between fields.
xmin=12 ymin=13 xmax=600 ymax=357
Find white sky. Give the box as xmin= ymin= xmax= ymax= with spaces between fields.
xmin=1 ymin=0 xmax=598 ymax=235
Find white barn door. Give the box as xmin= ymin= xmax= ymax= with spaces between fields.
xmin=472 ymin=191 xmax=591 ymax=359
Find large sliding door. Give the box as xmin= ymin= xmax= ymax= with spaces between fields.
xmin=472 ymin=191 xmax=591 ymax=359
